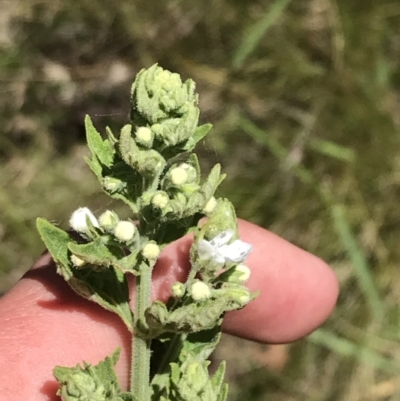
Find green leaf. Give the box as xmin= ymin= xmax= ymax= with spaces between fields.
xmin=106 ymin=126 xmax=118 ymax=146
xmin=115 ymin=250 xmax=141 ymax=275
xmin=36 ymin=218 xmax=72 ymax=277
xmin=68 ymin=238 xmax=123 ymax=268
xmin=210 ymin=362 xmax=227 ymax=398
xmin=146 ymin=299 xmax=226 ymax=334
xmin=183 ymin=123 xmax=212 ymax=152
xmin=85 ymin=115 xmax=114 ymax=168
xmin=37 ymin=222 xmax=133 ymax=331
xmin=119 ymin=393 xmax=138 ymax=401
xmin=198 ymin=164 xmax=225 ymax=202
xmin=119 ymin=124 xmax=139 ymax=168
xmin=216 ymin=382 xmax=229 ymax=401
xmin=68 ymin=266 xmax=133 ymax=331
xmin=179 ymin=325 xmax=222 ymax=363
xmin=85 ymin=155 xmax=102 ymax=180
xmin=54 ymin=348 xmax=124 ymax=401
xmin=151 ymin=327 xmax=224 ymax=400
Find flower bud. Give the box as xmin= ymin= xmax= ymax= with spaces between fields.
xmin=142 ymin=242 xmax=160 ymax=260
xmin=171 ymin=282 xmax=185 ymax=297
xmin=202 ymin=196 xmax=217 ymax=214
xmin=130 ymin=64 xmax=200 ymax=147
xmin=190 ymin=281 xmax=211 ymax=301
xmin=238 ymin=292 xmax=251 ymax=305
xmin=69 ymin=207 xmax=99 ymax=234
xmin=114 ymin=220 xmax=136 ymax=242
xmin=98 ymin=210 xmax=119 ymax=231
xmin=152 ymin=192 xmax=169 ymax=209
xmin=225 ymin=286 xmax=251 ymax=306
xmin=103 ymin=176 xmax=125 ymax=193
xmin=235 ymin=264 xmax=251 ymax=282
xmin=135 ymin=126 xmax=153 ymax=147
xmin=170 ymin=166 xmax=188 ymax=186
xmin=70 ymin=254 xmax=85 ymax=267
xmin=178 ymin=163 xmax=197 ymax=182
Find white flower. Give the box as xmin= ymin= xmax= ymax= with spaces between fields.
xmin=197 ymin=230 xmax=253 ymax=264
xmin=69 ymin=207 xmax=99 ymax=233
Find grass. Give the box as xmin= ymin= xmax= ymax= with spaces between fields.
xmin=2 ymin=0 xmax=400 ymax=399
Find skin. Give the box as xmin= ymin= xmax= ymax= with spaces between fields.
xmin=0 ymin=220 xmax=339 ymax=400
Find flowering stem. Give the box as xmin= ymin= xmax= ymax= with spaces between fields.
xmin=131 ymin=261 xmax=153 ymax=400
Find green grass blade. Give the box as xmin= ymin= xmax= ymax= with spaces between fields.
xmin=238 ymin=117 xmax=314 ymax=185
xmin=330 ymin=202 xmax=384 ymax=318
xmin=308 ymin=138 xmax=356 ymax=162
xmin=309 ymin=329 xmax=400 ymax=374
xmin=232 ymin=0 xmax=294 ymax=69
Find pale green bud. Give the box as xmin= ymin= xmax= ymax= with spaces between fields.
xmin=70 ymin=254 xmax=85 ymax=267
xmin=202 ymin=196 xmax=217 ymax=214
xmin=226 ymin=286 xmax=251 ymax=306
xmin=171 ymin=282 xmax=185 ymax=297
xmin=135 ymin=126 xmax=153 ymax=147
xmin=152 ymin=192 xmax=169 ymax=209
xmin=190 ymin=281 xmax=211 ymax=301
xmin=239 ymin=292 xmax=251 ymax=304
xmin=61 ymin=371 xmax=106 ymax=400
xmin=142 ymin=242 xmax=160 ymax=260
xmin=202 ymin=198 xmax=237 ymax=240
xmin=114 ymin=220 xmax=136 ymax=242
xmin=138 ymin=149 xmax=166 ymax=177
xmin=170 ymin=166 xmax=188 ymax=186
xmin=235 ymin=264 xmax=251 ymax=282
xmin=98 ymin=210 xmax=119 ymax=231
xmin=175 ymin=192 xmax=187 ymax=204
xmin=103 ymin=176 xmax=125 ymax=193
xmin=179 ymin=162 xmax=197 ymax=182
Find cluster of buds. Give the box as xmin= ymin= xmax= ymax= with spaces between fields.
xmin=81 ymin=64 xmax=224 ymax=226
xmin=130 ymin=64 xmax=201 ymax=153
xmin=69 ymin=207 xmax=137 ymax=244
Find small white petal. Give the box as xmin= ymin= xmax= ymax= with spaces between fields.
xmin=197 ymin=240 xmax=216 ymax=260
xmin=218 ymin=240 xmax=253 ymax=263
xmin=213 ymin=252 xmax=227 ymax=264
xmin=210 ymin=230 xmax=234 ymax=247
xmin=69 ymin=207 xmax=99 ymax=233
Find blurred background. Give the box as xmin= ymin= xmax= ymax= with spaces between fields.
xmin=1 ymin=0 xmax=400 ymax=399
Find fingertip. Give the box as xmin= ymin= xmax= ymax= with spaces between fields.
xmin=223 ymin=221 xmax=339 ymax=343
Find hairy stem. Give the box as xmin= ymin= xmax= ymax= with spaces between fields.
xmin=131 ymin=261 xmax=153 ymax=400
